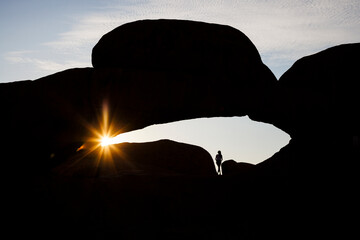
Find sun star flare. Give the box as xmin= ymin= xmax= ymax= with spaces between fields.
xmin=100 ymin=136 xmax=114 ymax=147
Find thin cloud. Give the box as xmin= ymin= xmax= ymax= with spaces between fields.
xmin=31 ymin=59 xmax=90 ymax=72
xmin=5 ymin=51 xmax=89 ymax=72
xmin=4 ymin=50 xmax=35 ymax=63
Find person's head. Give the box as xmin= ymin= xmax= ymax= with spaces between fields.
xmin=218 ymin=150 xmax=221 ymax=154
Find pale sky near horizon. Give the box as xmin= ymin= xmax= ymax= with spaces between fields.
xmin=1 ymin=0 xmax=359 ymax=164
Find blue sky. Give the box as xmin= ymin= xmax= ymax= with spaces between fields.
xmin=1 ymin=0 xmax=359 ymax=164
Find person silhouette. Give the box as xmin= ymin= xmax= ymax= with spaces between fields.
xmin=215 ymin=150 xmax=223 ymax=175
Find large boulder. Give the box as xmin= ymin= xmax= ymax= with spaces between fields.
xmin=252 ymin=43 xmax=360 ymax=177
xmin=92 ymin=19 xmax=275 ymax=86
xmin=0 ymin=68 xmax=95 ymax=172
xmin=250 ymin=43 xmax=360 ymax=139
xmin=91 ymin=19 xmax=277 ymax=130
xmin=221 ymin=160 xmax=255 ymax=176
xmin=277 ymin=43 xmax=359 ymax=138
xmin=53 ymin=140 xmax=217 ymax=177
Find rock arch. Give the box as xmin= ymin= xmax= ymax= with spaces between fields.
xmin=1 ymin=19 xmax=359 ymax=239
xmin=1 ymin=20 xmax=277 ymax=169
xmin=1 ymin=20 xmax=358 ymax=178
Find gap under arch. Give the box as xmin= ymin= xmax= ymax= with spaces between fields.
xmin=109 ymin=116 xmax=290 ymax=166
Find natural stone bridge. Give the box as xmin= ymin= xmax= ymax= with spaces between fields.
xmin=1 ymin=19 xmax=358 ymax=176
xmin=1 ymin=19 xmax=359 ymax=239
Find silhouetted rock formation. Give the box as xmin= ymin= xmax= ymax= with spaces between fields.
xmin=1 ymin=19 xmax=277 ymax=175
xmin=1 ymin=19 xmax=359 ymax=239
xmin=0 ymin=68 xmax=94 ymax=173
xmin=92 ymin=19 xmax=275 ymax=85
xmin=54 ymin=140 xmax=217 ymax=177
xmin=222 ymin=160 xmax=254 ymax=176
xmin=251 ymin=43 xmax=360 ymax=177
xmin=91 ymin=19 xmax=277 ymax=135
xmin=273 ymin=43 xmax=359 ymax=139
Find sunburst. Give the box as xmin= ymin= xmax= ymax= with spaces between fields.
xmin=100 ymin=136 xmax=113 ymax=147
xmin=74 ymin=100 xmax=125 ymax=175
